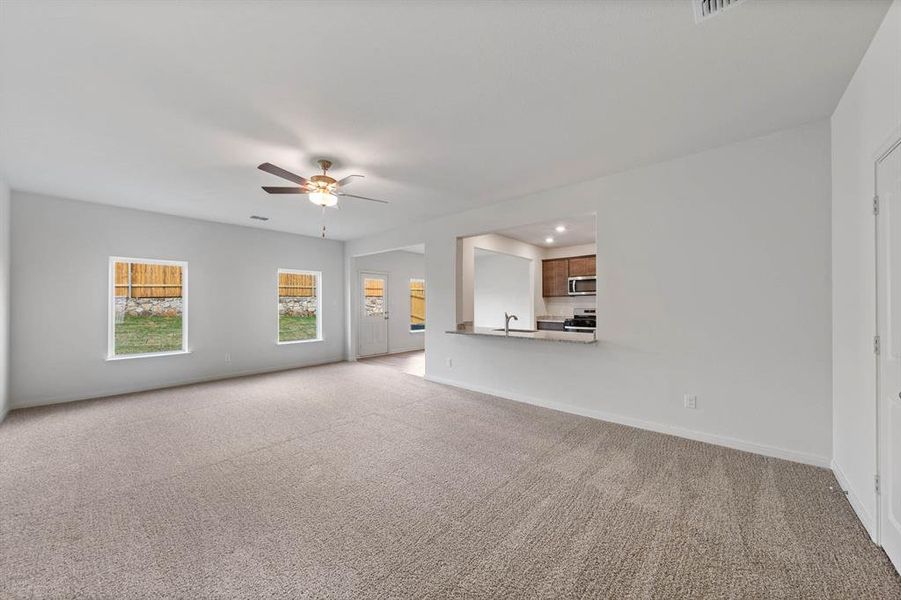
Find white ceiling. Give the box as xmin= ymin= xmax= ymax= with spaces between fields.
xmin=497 ymin=216 xmax=597 ymax=249
xmin=0 ymin=0 xmax=890 ymax=240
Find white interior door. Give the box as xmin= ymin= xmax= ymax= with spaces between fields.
xmin=878 ymin=140 xmax=901 ymax=574
xmin=359 ymin=273 xmax=389 ymax=357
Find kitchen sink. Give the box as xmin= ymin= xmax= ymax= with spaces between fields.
xmin=492 ymin=328 xmax=538 ymax=333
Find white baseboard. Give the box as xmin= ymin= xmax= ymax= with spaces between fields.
xmin=10 ymin=356 xmax=347 ymax=411
xmin=831 ymin=459 xmax=878 ymax=542
xmin=356 ymin=347 xmax=424 ymax=360
xmin=425 ymin=375 xmax=832 ymax=469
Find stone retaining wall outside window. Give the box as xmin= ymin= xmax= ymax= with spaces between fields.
xmin=279 ymin=296 xmax=317 ymax=317
xmin=115 ymin=297 xmax=183 ymax=318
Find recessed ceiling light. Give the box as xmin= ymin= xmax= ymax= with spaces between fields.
xmin=545 ymin=237 xmax=554 ymax=244
xmin=250 ymin=215 xmax=270 ymax=221
xmin=555 ymin=225 xmax=566 ymax=233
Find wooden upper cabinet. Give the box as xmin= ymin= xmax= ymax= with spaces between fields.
xmin=553 ymin=259 xmax=569 ymax=296
xmin=542 ymin=258 xmax=569 ymax=297
xmin=542 ymin=255 xmax=596 ymax=297
xmin=568 ymin=255 xmax=596 ymax=277
xmin=541 ymin=259 xmax=555 ymax=297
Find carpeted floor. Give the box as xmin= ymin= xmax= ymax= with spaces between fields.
xmin=1 ymin=362 xmax=899 ymax=599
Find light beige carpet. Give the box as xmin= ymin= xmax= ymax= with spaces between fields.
xmin=0 ymin=361 xmax=898 ymax=599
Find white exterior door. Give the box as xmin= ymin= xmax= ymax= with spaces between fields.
xmin=359 ymin=273 xmax=389 ymax=357
xmin=878 ymin=140 xmax=901 ymax=574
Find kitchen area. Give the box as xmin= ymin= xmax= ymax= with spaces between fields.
xmin=536 ymin=252 xmax=597 ymax=335
xmin=449 ymin=215 xmax=598 ymax=344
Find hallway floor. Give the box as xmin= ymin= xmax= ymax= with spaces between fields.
xmin=358 ymin=349 xmax=425 ymax=377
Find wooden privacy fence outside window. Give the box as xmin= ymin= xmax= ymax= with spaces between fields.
xmin=114 ymin=262 xmax=183 ymax=298
xmin=364 ymin=279 xmax=385 ymax=298
xmin=410 ymin=280 xmax=425 ymax=325
xmin=278 ymin=272 xmax=317 ymax=297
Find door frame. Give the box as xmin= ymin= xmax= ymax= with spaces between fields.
xmin=357 ymin=270 xmax=390 ymax=358
xmin=875 ymin=128 xmax=901 ymax=553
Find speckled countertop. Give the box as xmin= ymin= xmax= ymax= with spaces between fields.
xmin=446 ymin=324 xmax=597 ymax=344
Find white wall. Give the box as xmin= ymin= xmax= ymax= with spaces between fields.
xmin=347 ymin=120 xmax=833 ymax=467
xmin=10 ymin=192 xmax=346 ymax=409
xmin=473 ymin=249 xmax=533 ymax=329
xmin=0 ymin=179 xmax=9 ymax=421
xmin=831 ymin=0 xmax=901 ymax=539
xmin=352 ymin=250 xmax=425 ymax=355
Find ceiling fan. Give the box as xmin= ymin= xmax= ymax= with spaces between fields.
xmin=258 ymin=159 xmax=387 ymax=238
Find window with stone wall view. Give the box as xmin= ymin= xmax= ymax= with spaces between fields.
xmin=278 ymin=269 xmax=321 ymax=343
xmin=111 ymin=258 xmax=186 ymax=357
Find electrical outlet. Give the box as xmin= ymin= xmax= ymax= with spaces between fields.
xmin=446 ymin=358 xmax=453 ymax=368
xmin=225 ymin=352 xmax=231 ymax=363
xmin=683 ymin=394 xmax=697 ymax=409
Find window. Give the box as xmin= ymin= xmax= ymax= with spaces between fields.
xmin=278 ymin=269 xmax=322 ymax=343
xmin=410 ymin=278 xmax=425 ymax=331
xmin=109 ymin=257 xmax=187 ymax=358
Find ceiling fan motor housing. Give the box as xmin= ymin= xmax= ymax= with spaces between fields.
xmin=310 ymin=174 xmax=337 ymax=188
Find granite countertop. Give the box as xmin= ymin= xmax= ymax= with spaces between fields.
xmin=446 ymin=324 xmax=597 ymax=344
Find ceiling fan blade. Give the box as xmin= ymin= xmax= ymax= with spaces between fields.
xmin=335 ymin=174 xmax=364 ymax=188
xmin=258 ymin=162 xmax=309 ymax=186
xmin=262 ymin=186 xmax=305 ymax=194
xmin=338 ymin=192 xmax=389 ymax=204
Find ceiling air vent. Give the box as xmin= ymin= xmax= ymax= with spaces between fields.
xmin=693 ymin=0 xmax=746 ymax=23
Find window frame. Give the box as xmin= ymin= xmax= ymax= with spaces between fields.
xmin=409 ymin=277 xmax=425 ymax=333
xmin=277 ymin=268 xmax=323 ymax=345
xmin=107 ymin=256 xmax=190 ymax=361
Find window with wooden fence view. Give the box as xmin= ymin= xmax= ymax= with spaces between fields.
xmin=279 ymin=270 xmax=321 ymax=343
xmin=111 ymin=259 xmax=186 ymax=357
xmin=410 ymin=279 xmax=425 ymax=331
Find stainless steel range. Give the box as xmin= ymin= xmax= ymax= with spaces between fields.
xmin=564 ymin=308 xmax=596 ymax=332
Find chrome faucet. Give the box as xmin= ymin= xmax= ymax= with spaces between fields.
xmin=504 ymin=312 xmax=518 ymax=335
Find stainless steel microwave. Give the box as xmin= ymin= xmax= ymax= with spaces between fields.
xmin=568 ymin=276 xmax=596 ymax=296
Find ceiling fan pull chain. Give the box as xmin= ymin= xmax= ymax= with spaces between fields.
xmin=321 ymin=205 xmax=327 ymax=238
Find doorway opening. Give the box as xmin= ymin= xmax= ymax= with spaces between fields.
xmin=352 ymin=245 xmax=426 ymax=365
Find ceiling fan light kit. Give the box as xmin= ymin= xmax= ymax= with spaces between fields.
xmin=257 ymin=159 xmax=387 ymax=237
xmin=308 ymin=190 xmax=338 ymax=207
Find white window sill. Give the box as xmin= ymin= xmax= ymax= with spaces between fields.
xmin=277 ymin=337 xmax=324 ymax=345
xmin=106 ymin=350 xmax=191 ymax=361
xmin=409 ymin=329 xmax=425 ymax=334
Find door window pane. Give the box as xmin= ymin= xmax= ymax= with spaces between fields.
xmin=364 ymin=278 xmax=386 ymax=316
